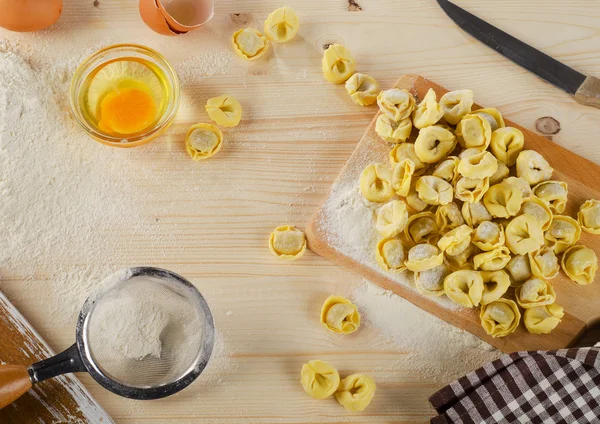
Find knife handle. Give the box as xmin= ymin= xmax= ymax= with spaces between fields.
xmin=574 ymin=76 xmax=600 ymax=109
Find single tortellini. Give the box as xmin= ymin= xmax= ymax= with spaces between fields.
xmin=472 ymin=221 xmax=505 ymax=251
xmin=578 ymin=199 xmax=600 ymax=234
xmin=528 ymin=246 xmax=559 ymax=280
xmin=415 ymin=264 xmax=451 ymax=297
xmin=334 ymin=374 xmax=376 ymax=412
xmin=322 ymin=44 xmax=355 ymax=84
xmin=300 ymin=360 xmax=340 ymax=399
xmin=433 ymin=156 xmax=460 ymax=185
xmin=455 ymin=113 xmax=492 ymax=150
xmin=405 ymin=243 xmax=443 ymax=272
xmin=544 ymin=215 xmax=582 ymax=254
xmin=205 ymin=95 xmax=242 ymax=127
xmin=439 ymin=89 xmax=474 ymax=125
xmin=532 ymin=181 xmax=568 ymax=214
xmin=516 ymin=150 xmax=553 ymax=186
xmin=391 ymin=159 xmax=415 ymax=197
xmin=445 ymin=243 xmax=479 ymax=271
xmin=489 ymin=161 xmax=510 ymax=186
xmin=346 ymin=73 xmax=380 ymax=106
xmin=232 ymin=28 xmax=269 ymax=60
xmin=414 ymin=125 xmax=456 ymax=164
xmin=376 ymin=200 xmax=408 ymax=238
xmin=457 ymin=149 xmax=498 ymax=179
xmin=480 ymin=298 xmax=521 ymax=338
xmin=405 ymin=212 xmax=439 ymax=245
xmin=506 ymin=254 xmax=532 ymax=287
xmin=415 ymin=176 xmax=453 ymax=206
xmin=376 ymin=237 xmax=407 ymax=272
xmin=320 ymin=296 xmax=360 ymax=335
xmin=437 ymin=225 xmax=473 ymax=257
xmin=443 ymin=270 xmax=484 ymax=308
xmin=490 ymin=127 xmax=524 ymax=167
xmin=520 ymin=196 xmax=553 ymax=231
xmin=436 ymin=202 xmax=465 ymax=234
xmin=377 ymin=89 xmax=416 ymax=121
xmin=412 ymin=88 xmax=444 ymax=129
xmin=473 ymin=246 xmax=511 ymax=271
xmin=390 ymin=143 xmax=427 ymax=174
xmin=474 ymin=108 xmax=505 ymax=130
xmin=504 ymin=176 xmax=533 ymax=199
xmin=516 ymin=277 xmax=556 ymax=309
xmin=524 ymin=304 xmax=564 ymax=335
xmin=462 ymin=201 xmax=492 ymax=227
xmin=269 ymin=225 xmax=307 ymax=259
xmin=359 ymin=164 xmax=394 ymax=202
xmin=505 ymin=214 xmax=544 ymax=255
xmin=455 ymin=177 xmax=489 ymax=203
xmin=561 ymin=245 xmax=598 ymax=285
xmin=405 ymin=186 xmax=429 ymax=213
xmin=186 ymin=123 xmax=223 ymax=160
xmin=483 ymin=181 xmax=523 ymax=219
xmin=263 ymin=6 xmax=299 ymax=43
xmin=376 ymin=115 xmax=412 ymax=143
xmin=480 ymin=270 xmax=511 ymax=305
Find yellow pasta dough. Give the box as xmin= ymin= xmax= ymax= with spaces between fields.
xmin=561 ymin=245 xmax=598 ymax=285
xmin=504 ymin=176 xmax=533 ymax=199
xmin=520 ymin=196 xmax=553 ymax=231
xmin=455 ymin=113 xmax=492 ymax=151
xmin=433 ymin=156 xmax=460 ymax=185
xmin=516 ymin=150 xmax=553 ymax=186
xmin=269 ymin=225 xmax=307 ymax=260
xmin=483 ymin=181 xmax=523 ymax=219
xmin=185 ymin=123 xmax=223 ymax=160
xmin=480 ymin=270 xmax=511 ymax=305
xmin=263 ymin=6 xmax=299 ymax=43
xmin=578 ymin=199 xmax=600 ymax=234
xmin=322 ymin=44 xmax=355 ymax=84
xmin=437 ymin=225 xmax=473 ymax=257
xmin=377 ymin=89 xmax=416 ymax=121
xmin=405 ymin=212 xmax=439 ymax=245
xmin=516 ymin=277 xmax=556 ymax=309
xmin=300 ymin=360 xmax=340 ymax=399
xmin=205 ymin=95 xmax=242 ymax=127
xmin=376 ymin=200 xmax=409 ymax=238
xmin=524 ymin=304 xmax=564 ymax=335
xmin=405 ymin=186 xmax=430 ymax=213
xmin=545 ymin=215 xmax=582 ymax=254
xmin=405 ymin=243 xmax=443 ymax=272
xmin=505 ymin=214 xmax=544 ymax=255
xmin=376 ymin=115 xmax=412 ymax=143
xmin=473 ymin=246 xmax=511 ymax=271
xmin=232 ymin=28 xmax=269 ymax=60
xmin=462 ymin=201 xmax=493 ymax=227
xmin=472 ymin=221 xmax=505 ymax=251
xmin=389 ymin=143 xmax=427 ymax=173
xmin=335 ymin=374 xmax=376 ymax=412
xmin=489 ymin=161 xmax=510 ymax=186
xmin=412 ymin=88 xmax=445 ymax=129
xmin=320 ymin=296 xmax=361 ymax=334
xmin=346 ymin=73 xmax=380 ymax=106
xmin=445 ymin=243 xmax=479 ymax=271
xmin=443 ymin=270 xmax=484 ymax=307
xmin=414 ymin=125 xmax=457 ymax=164
xmin=376 ymin=237 xmax=407 ymax=272
xmin=490 ymin=127 xmax=524 ymax=167
xmin=457 ymin=149 xmax=498 ymax=179
xmin=436 ymin=202 xmax=465 ymax=234
xmin=416 ymin=176 xmax=454 ymax=206
xmin=359 ymin=164 xmax=394 ymax=203
xmin=455 ymin=177 xmax=489 ymax=203
xmin=532 ymin=181 xmax=568 ymax=214
xmin=474 ymin=108 xmax=505 ymax=130
xmin=480 ymin=298 xmax=521 ymax=338
xmin=505 ymin=254 xmax=532 ymax=287
xmin=439 ymin=89 xmax=474 ymax=125
xmin=528 ymin=246 xmax=559 ymax=280
xmin=392 ymin=159 xmax=415 ymax=197
xmin=415 ymin=263 xmax=451 ymax=297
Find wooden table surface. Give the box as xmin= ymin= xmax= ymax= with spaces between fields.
xmin=1 ymin=0 xmax=600 ymax=422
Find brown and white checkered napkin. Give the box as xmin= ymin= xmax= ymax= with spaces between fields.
xmin=429 ymin=346 xmax=600 ymax=423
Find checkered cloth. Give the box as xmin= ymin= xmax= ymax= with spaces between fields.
xmin=429 ymin=345 xmax=600 ymax=423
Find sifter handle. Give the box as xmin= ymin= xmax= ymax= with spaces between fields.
xmin=0 ymin=365 xmax=33 ymax=409
xmin=574 ymin=76 xmax=600 ymax=109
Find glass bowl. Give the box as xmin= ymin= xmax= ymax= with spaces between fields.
xmin=69 ymin=44 xmax=180 ymax=148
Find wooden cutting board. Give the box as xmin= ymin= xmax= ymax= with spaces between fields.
xmin=0 ymin=291 xmax=113 ymax=423
xmin=306 ymin=74 xmax=600 ymax=353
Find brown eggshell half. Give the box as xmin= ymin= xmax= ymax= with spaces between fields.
xmin=157 ymin=0 xmax=210 ymax=33
xmin=139 ymin=0 xmax=181 ymax=36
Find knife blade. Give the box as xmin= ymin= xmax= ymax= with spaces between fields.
xmin=436 ymin=0 xmax=600 ymax=108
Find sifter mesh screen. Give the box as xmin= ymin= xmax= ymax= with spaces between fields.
xmin=85 ymin=275 xmax=204 ymax=388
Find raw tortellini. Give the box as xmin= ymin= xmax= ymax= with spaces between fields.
xmin=433 ymin=156 xmax=460 ymax=185
xmin=462 ymin=201 xmax=492 ymax=227
xmin=505 ymin=214 xmax=544 ymax=255
xmin=405 ymin=243 xmax=443 ymax=272
xmin=488 ymin=160 xmax=509 ymax=186
xmin=504 ymin=176 xmax=533 ymax=199
xmin=414 ymin=125 xmax=456 ymax=164
xmin=390 ymin=143 xmax=426 ymax=173
xmin=520 ymin=196 xmax=553 ymax=231
xmin=455 ymin=177 xmax=489 ymax=203
xmin=376 ymin=237 xmax=406 ymax=272
xmin=335 ymin=374 xmax=376 ymax=412
xmin=472 ymin=221 xmax=505 ymax=251
xmin=544 ymin=215 xmax=581 ymax=254
xmin=445 ymin=243 xmax=479 ymax=271
xmin=436 ymin=202 xmax=465 ymax=234
xmin=516 ymin=277 xmax=556 ymax=309
xmin=186 ymin=123 xmax=223 ymax=160
xmin=412 ymin=88 xmax=444 ymax=129
xmin=490 ymin=127 xmax=524 ymax=167
xmin=457 ymin=149 xmax=498 ymax=179
xmin=376 ymin=115 xmax=412 ymax=143
xmin=528 ymin=246 xmax=559 ymax=280
xmin=416 ymin=176 xmax=453 ymax=206
xmin=263 ymin=6 xmax=299 ymax=43
xmin=505 ymin=254 xmax=532 ymax=287
xmin=578 ymin=199 xmax=600 ymax=234
xmin=439 ymin=89 xmax=473 ymax=125
xmin=391 ymin=159 xmax=415 ymax=197
xmin=483 ymin=181 xmax=523 ymax=218
xmin=516 ymin=150 xmax=553 ymax=186
xmin=269 ymin=225 xmax=307 ymax=260
xmin=480 ymin=270 xmax=510 ymax=305
xmin=524 ymin=304 xmax=564 ymax=335
xmin=473 ymin=246 xmax=511 ymax=271
xmin=438 ymin=225 xmax=472 ymax=257
xmin=377 ymin=89 xmax=416 ymax=121
xmin=480 ymin=298 xmax=521 ymax=338
xmin=232 ymin=28 xmax=269 ymax=60
xmin=322 ymin=44 xmax=355 ymax=84
xmin=533 ymin=181 xmax=568 ymax=214
xmin=359 ymin=164 xmax=394 ymax=202
xmin=455 ymin=113 xmax=492 ymax=151
xmin=444 ymin=270 xmax=484 ymax=307
xmin=300 ymin=360 xmax=340 ymax=399
xmin=205 ymin=95 xmax=242 ymax=127
xmin=405 ymin=212 xmax=439 ymax=245
xmin=376 ymin=200 xmax=408 ymax=238
xmin=415 ymin=264 xmax=451 ymax=297
xmin=561 ymin=245 xmax=598 ymax=285
xmin=346 ymin=73 xmax=380 ymax=106
xmin=320 ymin=296 xmax=360 ymax=334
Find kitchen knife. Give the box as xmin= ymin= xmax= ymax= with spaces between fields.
xmin=436 ymin=0 xmax=600 ymax=108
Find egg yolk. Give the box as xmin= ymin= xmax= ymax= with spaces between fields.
xmin=98 ymin=88 xmax=157 ymax=135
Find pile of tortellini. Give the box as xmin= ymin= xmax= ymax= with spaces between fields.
xmin=356 ymin=86 xmax=599 ymax=339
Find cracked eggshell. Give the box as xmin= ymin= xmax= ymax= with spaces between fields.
xmin=0 ymin=0 xmax=62 ymax=32
xmin=139 ymin=0 xmax=213 ymax=36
